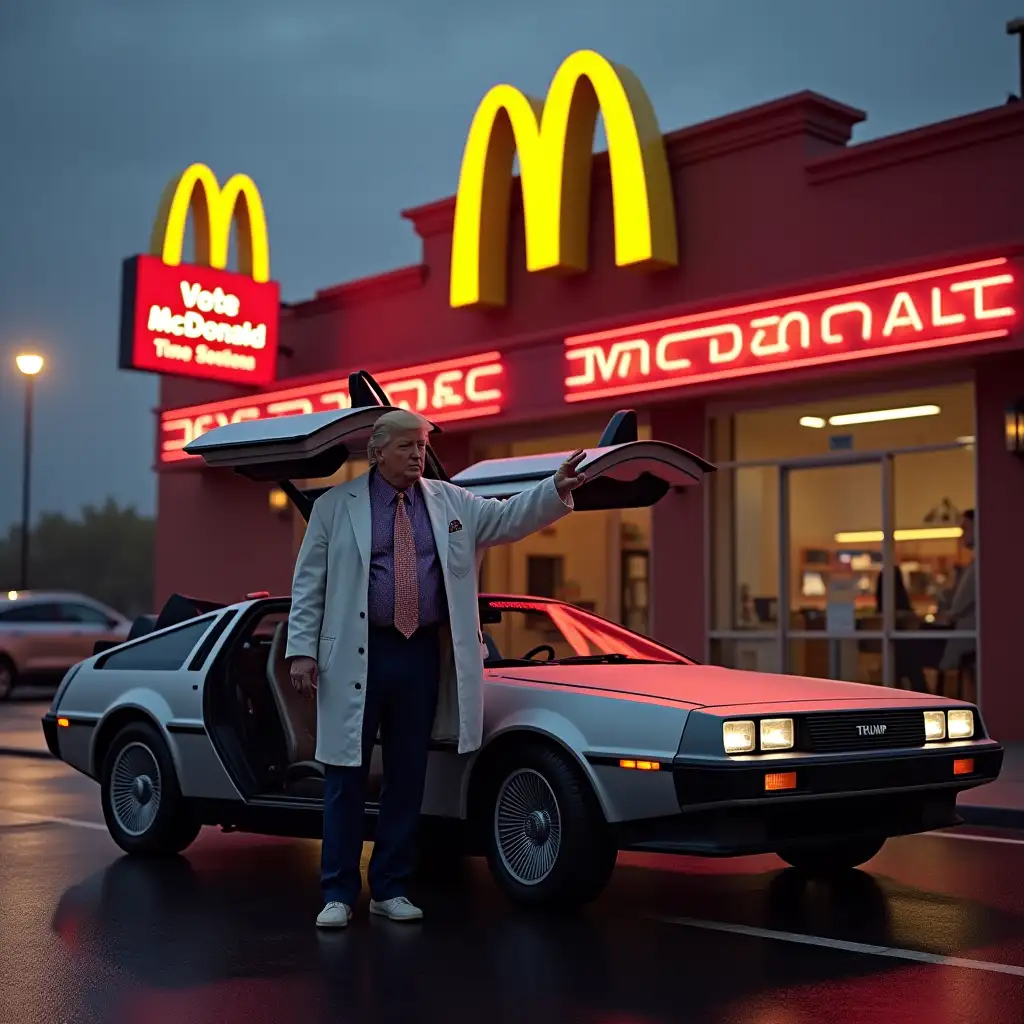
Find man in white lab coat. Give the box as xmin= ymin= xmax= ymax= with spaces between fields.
xmin=286 ymin=408 xmax=586 ymax=928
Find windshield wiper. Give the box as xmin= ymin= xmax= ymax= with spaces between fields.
xmin=552 ymin=654 xmax=664 ymax=665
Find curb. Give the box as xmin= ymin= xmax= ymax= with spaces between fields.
xmin=0 ymin=746 xmax=53 ymax=760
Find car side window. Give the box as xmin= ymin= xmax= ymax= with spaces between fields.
xmin=59 ymin=603 xmax=114 ymax=625
xmin=99 ymin=618 xmax=214 ymax=671
xmin=0 ymin=603 xmax=62 ymax=623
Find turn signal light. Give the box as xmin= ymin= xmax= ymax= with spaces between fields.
xmin=953 ymin=758 xmax=975 ymax=776
xmin=764 ymin=771 xmax=797 ymax=792
xmin=57 ymin=717 xmax=70 ymax=728
xmin=619 ymin=759 xmax=660 ymax=771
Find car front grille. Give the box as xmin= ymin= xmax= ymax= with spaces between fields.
xmin=800 ymin=709 xmax=925 ymax=753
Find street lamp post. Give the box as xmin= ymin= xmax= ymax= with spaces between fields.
xmin=14 ymin=353 xmax=44 ymax=590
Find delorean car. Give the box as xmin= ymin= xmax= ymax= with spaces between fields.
xmin=41 ymin=371 xmax=1003 ymax=909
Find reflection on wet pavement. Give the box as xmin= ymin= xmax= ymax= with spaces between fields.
xmin=3 ymin=751 xmax=1024 ymax=1023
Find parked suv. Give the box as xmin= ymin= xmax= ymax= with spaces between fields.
xmin=0 ymin=591 xmax=130 ymax=699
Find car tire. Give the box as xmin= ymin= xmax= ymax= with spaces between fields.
xmin=0 ymin=656 xmax=15 ymax=700
xmin=482 ymin=743 xmax=617 ymax=909
xmin=777 ymin=837 xmax=886 ymax=876
xmin=0 ymin=655 xmax=16 ymax=704
xmin=100 ymin=721 xmax=202 ymax=856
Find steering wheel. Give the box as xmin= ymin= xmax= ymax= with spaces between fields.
xmin=522 ymin=644 xmax=556 ymax=662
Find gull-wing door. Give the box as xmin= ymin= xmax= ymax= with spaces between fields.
xmin=451 ymin=410 xmax=715 ymax=510
xmin=183 ymin=369 xmax=450 ymax=522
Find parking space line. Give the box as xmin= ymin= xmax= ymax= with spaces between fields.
xmin=928 ymin=830 xmax=1024 ymax=847
xmin=0 ymin=808 xmax=108 ymax=832
xmin=657 ymin=916 xmax=1024 ymax=977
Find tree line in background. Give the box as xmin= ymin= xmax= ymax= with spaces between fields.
xmin=0 ymin=499 xmax=154 ymax=617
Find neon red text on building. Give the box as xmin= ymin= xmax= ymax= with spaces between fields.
xmin=159 ymin=353 xmax=504 ymax=464
xmin=564 ymin=259 xmax=1018 ymax=402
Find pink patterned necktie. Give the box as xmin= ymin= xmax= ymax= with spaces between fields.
xmin=393 ymin=492 xmax=419 ymax=638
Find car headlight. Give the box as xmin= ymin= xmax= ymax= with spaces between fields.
xmin=947 ymin=709 xmax=975 ymax=740
xmin=760 ymin=718 xmax=794 ymax=751
xmin=924 ymin=710 xmax=946 ymax=742
xmin=723 ymin=720 xmax=756 ymax=754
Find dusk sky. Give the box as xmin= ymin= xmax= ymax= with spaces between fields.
xmin=0 ymin=0 xmax=1019 ymax=529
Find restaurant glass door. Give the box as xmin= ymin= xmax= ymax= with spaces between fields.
xmin=782 ymin=456 xmax=886 ymax=684
xmin=709 ymin=443 xmax=978 ymax=691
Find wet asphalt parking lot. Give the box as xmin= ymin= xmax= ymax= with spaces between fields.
xmin=3 ymin=700 xmax=1024 ymax=1024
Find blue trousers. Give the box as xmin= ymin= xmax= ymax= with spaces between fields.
xmin=321 ymin=624 xmax=441 ymax=906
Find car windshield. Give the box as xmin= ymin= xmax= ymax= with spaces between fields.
xmin=481 ymin=599 xmax=693 ymax=665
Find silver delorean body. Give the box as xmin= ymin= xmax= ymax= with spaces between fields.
xmin=42 ymin=371 xmax=1003 ymax=908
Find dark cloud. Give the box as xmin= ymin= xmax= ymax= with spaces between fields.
xmin=0 ymin=0 xmax=1019 ymax=527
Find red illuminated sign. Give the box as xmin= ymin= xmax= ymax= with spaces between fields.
xmin=159 ymin=352 xmax=504 ymax=464
xmin=564 ymin=259 xmax=1018 ymax=402
xmin=119 ymin=255 xmax=281 ymax=386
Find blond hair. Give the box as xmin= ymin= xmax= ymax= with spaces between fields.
xmin=367 ymin=408 xmax=432 ymax=465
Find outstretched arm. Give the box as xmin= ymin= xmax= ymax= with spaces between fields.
xmin=470 ymin=450 xmax=587 ymax=547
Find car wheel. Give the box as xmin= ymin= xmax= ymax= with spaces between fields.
xmin=0 ymin=656 xmax=16 ymax=700
xmin=100 ymin=721 xmax=201 ymax=856
xmin=483 ymin=743 xmax=617 ymax=909
xmin=777 ymin=837 xmax=886 ymax=876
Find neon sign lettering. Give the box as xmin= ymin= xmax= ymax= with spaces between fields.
xmin=564 ymin=259 xmax=1018 ymax=402
xmin=159 ymin=354 xmax=504 ymax=464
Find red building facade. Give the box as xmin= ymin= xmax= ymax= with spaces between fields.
xmin=153 ymin=83 xmax=1024 ymax=739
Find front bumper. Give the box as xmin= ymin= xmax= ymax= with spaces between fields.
xmin=613 ymin=741 xmax=1003 ymax=856
xmin=40 ymin=712 xmax=61 ymax=759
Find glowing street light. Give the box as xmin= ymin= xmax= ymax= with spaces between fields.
xmin=15 ymin=352 xmax=45 ymax=589
xmin=15 ymin=353 xmax=44 ymax=376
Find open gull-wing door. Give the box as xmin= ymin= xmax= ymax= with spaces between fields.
xmin=452 ymin=438 xmax=715 ymax=510
xmin=184 ymin=405 xmax=442 ymax=521
xmin=183 ymin=369 xmax=451 ymax=522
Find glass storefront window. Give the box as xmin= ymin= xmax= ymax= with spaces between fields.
xmin=709 ymin=382 xmax=977 ymax=695
xmin=710 ymin=465 xmax=779 ymax=632
xmin=476 ymin=424 xmax=652 ymax=631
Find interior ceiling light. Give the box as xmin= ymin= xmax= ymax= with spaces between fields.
xmin=828 ymin=404 xmax=941 ymax=426
xmin=799 ymin=404 xmax=941 ymax=428
xmin=834 ymin=527 xmax=964 ymax=544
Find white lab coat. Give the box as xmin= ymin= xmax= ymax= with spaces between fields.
xmin=286 ymin=471 xmax=572 ymax=766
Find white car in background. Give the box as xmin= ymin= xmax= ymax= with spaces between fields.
xmin=0 ymin=590 xmax=129 ymax=699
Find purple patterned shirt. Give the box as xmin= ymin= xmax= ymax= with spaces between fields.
xmin=367 ymin=468 xmax=447 ymax=629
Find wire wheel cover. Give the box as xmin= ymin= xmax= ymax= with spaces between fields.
xmin=110 ymin=742 xmax=162 ymax=836
xmin=494 ymin=768 xmax=563 ymax=885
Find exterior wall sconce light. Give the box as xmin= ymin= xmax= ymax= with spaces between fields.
xmin=269 ymin=487 xmax=290 ymax=513
xmin=1006 ymin=400 xmax=1024 ymax=455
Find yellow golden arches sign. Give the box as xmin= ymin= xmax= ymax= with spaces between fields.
xmin=149 ymin=163 xmax=271 ymax=283
xmin=449 ymin=49 xmax=678 ymax=309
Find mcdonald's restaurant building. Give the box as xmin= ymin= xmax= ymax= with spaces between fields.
xmin=151 ymin=69 xmax=1024 ymax=739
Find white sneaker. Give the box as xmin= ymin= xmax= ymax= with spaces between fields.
xmin=316 ymin=901 xmax=352 ymax=928
xmin=369 ymin=896 xmax=423 ymax=921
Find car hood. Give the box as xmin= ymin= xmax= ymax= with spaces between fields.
xmin=489 ymin=662 xmax=950 ymax=711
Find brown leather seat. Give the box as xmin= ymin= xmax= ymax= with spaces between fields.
xmin=266 ymin=621 xmax=321 ymax=774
